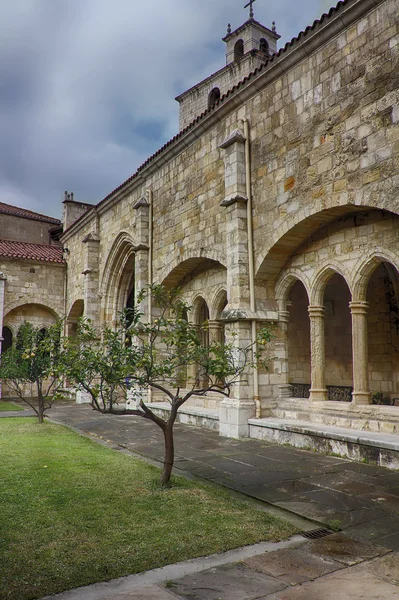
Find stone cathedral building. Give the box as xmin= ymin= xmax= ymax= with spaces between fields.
xmin=2 ymin=0 xmax=399 ymax=464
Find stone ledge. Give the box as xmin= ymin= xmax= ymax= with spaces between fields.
xmin=248 ymin=418 xmax=399 ymax=470
xmin=147 ymin=402 xmax=219 ymax=431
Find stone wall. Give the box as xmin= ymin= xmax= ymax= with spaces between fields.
xmin=1 ymin=259 xmax=65 ymax=322
xmin=61 ymin=0 xmax=399 ymax=421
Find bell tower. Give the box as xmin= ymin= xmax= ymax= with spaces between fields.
xmin=175 ymin=3 xmax=280 ymax=131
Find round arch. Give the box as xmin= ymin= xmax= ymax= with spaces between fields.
xmin=159 ymin=250 xmax=226 ymax=289
xmin=255 ymin=205 xmax=399 ymax=282
xmin=4 ymin=301 xmax=59 ymax=321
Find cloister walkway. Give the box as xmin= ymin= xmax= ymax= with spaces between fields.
xmin=47 ymin=402 xmax=399 ymax=550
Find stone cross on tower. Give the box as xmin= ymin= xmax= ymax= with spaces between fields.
xmin=244 ymin=0 xmax=256 ymax=18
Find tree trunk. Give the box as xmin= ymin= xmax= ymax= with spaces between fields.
xmin=161 ymin=423 xmax=175 ymax=486
xmin=37 ymin=385 xmax=44 ymax=424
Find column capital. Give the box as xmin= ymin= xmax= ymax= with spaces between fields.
xmin=350 ymin=301 xmax=369 ymax=315
xmin=308 ymin=305 xmax=325 ymax=318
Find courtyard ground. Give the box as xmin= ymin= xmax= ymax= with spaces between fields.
xmin=3 ymin=402 xmax=399 ymax=599
xmin=0 ymin=417 xmax=297 ymax=600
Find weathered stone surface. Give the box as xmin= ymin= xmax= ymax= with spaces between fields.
xmin=244 ymin=547 xmax=342 ymax=584
xmin=306 ymin=533 xmax=390 ymax=566
xmin=168 ymin=563 xmax=287 ymax=600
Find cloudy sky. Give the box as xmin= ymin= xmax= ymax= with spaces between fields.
xmin=1 ymin=0 xmax=334 ymax=219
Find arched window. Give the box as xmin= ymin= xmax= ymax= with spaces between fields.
xmin=208 ymin=87 xmax=221 ymax=110
xmin=259 ymin=38 xmax=269 ymax=55
xmin=2 ymin=326 xmax=12 ymax=353
xmin=234 ymin=39 xmax=244 ymax=61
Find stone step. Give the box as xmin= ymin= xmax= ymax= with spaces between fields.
xmin=146 ymin=402 xmax=219 ymax=431
xmin=249 ymin=417 xmax=399 ymax=470
xmin=271 ymin=399 xmax=399 ymax=434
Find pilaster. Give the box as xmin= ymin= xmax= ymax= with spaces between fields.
xmin=220 ymin=129 xmax=250 ymax=310
xmin=219 ymin=320 xmax=255 ymax=438
xmin=82 ymin=233 xmax=100 ymax=323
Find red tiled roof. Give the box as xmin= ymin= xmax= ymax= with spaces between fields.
xmin=65 ymin=0 xmax=350 ymax=232
xmin=0 ymin=202 xmax=61 ymax=225
xmin=0 ymin=240 xmax=65 ymax=264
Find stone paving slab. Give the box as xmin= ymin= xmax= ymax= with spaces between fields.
xmin=306 ymin=533 xmax=391 ymax=566
xmin=262 ymin=555 xmax=399 ymax=599
xmin=165 ymin=563 xmax=288 ymax=600
xmin=243 ymin=547 xmax=343 ymax=584
xmin=104 ymin=585 xmax=180 ymax=599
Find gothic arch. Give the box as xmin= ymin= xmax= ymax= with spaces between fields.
xmin=275 ymin=269 xmax=311 ymax=310
xmin=101 ymin=232 xmax=136 ymax=323
xmin=352 ymin=250 xmax=399 ymax=302
xmin=310 ymin=262 xmax=352 ymax=306
xmin=210 ymin=288 xmax=228 ymax=320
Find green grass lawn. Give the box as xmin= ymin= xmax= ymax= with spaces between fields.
xmin=0 ymin=401 xmax=23 ymax=411
xmin=0 ymin=418 xmax=298 ymax=600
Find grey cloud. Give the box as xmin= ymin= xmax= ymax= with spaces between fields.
xmin=0 ymin=0 xmax=330 ymax=218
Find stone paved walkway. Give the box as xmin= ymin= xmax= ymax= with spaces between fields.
xmin=6 ymin=402 xmax=399 ymax=599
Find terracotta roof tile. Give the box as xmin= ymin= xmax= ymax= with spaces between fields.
xmin=0 ymin=202 xmax=61 ymax=224
xmin=0 ymin=240 xmax=65 ymax=264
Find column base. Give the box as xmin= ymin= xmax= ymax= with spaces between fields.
xmin=219 ymin=399 xmax=255 ymax=439
xmin=76 ymin=390 xmax=92 ymax=404
xmin=309 ymin=388 xmax=328 ymax=402
xmin=279 ymin=384 xmax=292 ymax=399
xmin=352 ymin=391 xmax=371 ymax=405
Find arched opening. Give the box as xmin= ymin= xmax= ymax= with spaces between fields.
xmin=101 ymin=232 xmax=136 ymax=325
xmin=208 ymin=87 xmax=221 ymax=110
xmin=287 ymin=280 xmax=311 ymax=398
xmin=234 ymin=39 xmax=244 ymax=61
xmin=67 ymin=300 xmax=84 ymax=337
xmin=1 ymin=326 xmax=12 ymax=353
xmin=259 ymin=38 xmax=269 ymax=55
xmin=367 ymin=262 xmax=399 ymax=404
xmin=324 ymin=273 xmax=353 ymax=401
xmin=194 ymin=297 xmax=210 ymax=387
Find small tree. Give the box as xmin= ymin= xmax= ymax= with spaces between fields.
xmin=64 ymin=286 xmax=274 ymax=485
xmin=0 ymin=321 xmax=64 ymax=423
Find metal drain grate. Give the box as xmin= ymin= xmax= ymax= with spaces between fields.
xmin=301 ymin=528 xmax=334 ymax=540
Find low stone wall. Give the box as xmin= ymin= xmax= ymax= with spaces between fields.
xmin=249 ymin=418 xmax=399 ymax=470
xmin=147 ymin=403 xmax=219 ymax=431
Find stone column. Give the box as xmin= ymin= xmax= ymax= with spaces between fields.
xmin=308 ymin=305 xmax=328 ymax=401
xmin=0 ymin=273 xmax=7 ymax=399
xmin=277 ymin=310 xmax=291 ymax=399
xmin=350 ymin=301 xmax=371 ymax=405
xmin=208 ymin=320 xmax=223 ymax=344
